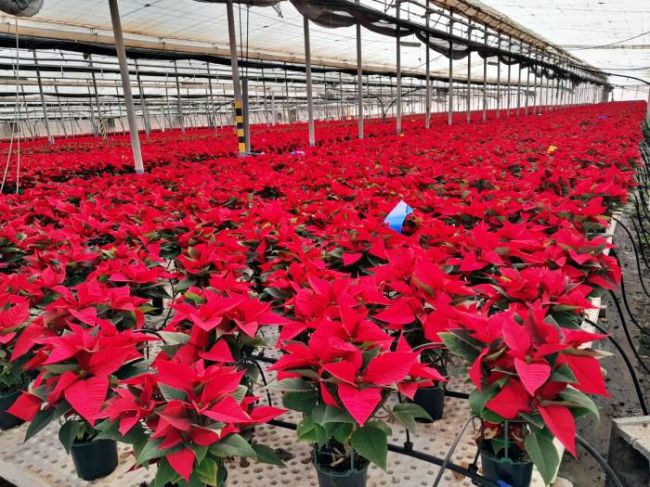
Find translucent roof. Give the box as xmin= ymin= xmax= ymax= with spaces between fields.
xmin=0 ymin=0 xmax=645 ymax=105
xmin=0 ymin=0 xmax=604 ymax=83
xmin=483 ymin=0 xmax=650 ymax=89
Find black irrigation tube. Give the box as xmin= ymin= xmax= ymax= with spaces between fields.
xmin=252 ymin=354 xmax=499 ymax=485
xmin=632 ymin=195 xmax=650 ymax=237
xmin=612 ymin=217 xmax=650 ymax=291
xmin=615 ymin=267 xmax=650 ymax=340
xmin=267 ymin=419 xmax=500 ymax=487
xmin=252 ymin=351 xmax=625 ymax=486
xmin=607 ymin=289 xmax=650 ymax=375
xmin=576 ymin=435 xmax=624 ymax=487
xmin=584 ymin=317 xmax=649 ymax=415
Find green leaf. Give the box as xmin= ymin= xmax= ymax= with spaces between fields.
xmin=45 ymin=364 xmax=80 ymax=374
xmin=94 ymin=419 xmax=145 ymax=444
xmin=210 ymin=434 xmax=256 ymax=459
xmin=524 ymin=428 xmax=560 ymax=486
xmin=296 ymin=420 xmax=319 ymax=444
xmin=252 ymin=444 xmax=286 ymax=467
xmin=283 ymin=390 xmax=318 ymax=413
xmin=159 ymin=383 xmax=187 ymax=402
xmin=196 ymin=457 xmax=219 ymax=486
xmin=440 ymin=332 xmax=480 ymax=362
xmin=271 ymin=378 xmax=312 ymax=392
xmin=559 ymin=388 xmax=600 ymax=420
xmin=136 ymin=439 xmax=166 ymax=465
xmin=551 ymin=363 xmax=577 ymax=383
xmin=330 ymin=423 xmax=354 ymax=444
xmin=520 ymin=413 xmax=545 ymax=430
xmin=312 ymin=404 xmax=356 ymax=425
xmin=25 ymin=404 xmax=65 ymax=442
xmin=392 ymin=403 xmax=431 ymax=433
xmin=58 ymin=420 xmax=81 ymax=454
xmin=191 ymin=445 xmax=209 ymax=465
xmin=469 ymin=384 xmax=499 ymax=416
xmin=351 ymin=424 xmax=388 ymax=470
xmin=153 ymin=458 xmax=179 ymax=487
xmin=115 ymin=359 xmax=153 ymax=380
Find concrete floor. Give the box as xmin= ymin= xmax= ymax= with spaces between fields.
xmin=560 ymin=212 xmax=650 ymax=486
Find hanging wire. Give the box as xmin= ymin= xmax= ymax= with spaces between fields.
xmin=584 ymin=317 xmax=648 ymax=414
xmin=611 ymin=216 xmax=650 ymax=296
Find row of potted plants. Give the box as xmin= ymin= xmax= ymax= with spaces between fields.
xmin=0 ymin=101 xmax=645 ymax=486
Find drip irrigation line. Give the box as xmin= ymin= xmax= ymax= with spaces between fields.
xmin=629 ymin=211 xmax=649 ymax=252
xmin=632 ymin=195 xmax=650 ymax=236
xmin=584 ymin=317 xmax=648 ymax=415
xmin=616 ymin=264 xmax=650 ymax=339
xmin=576 ymin=434 xmax=623 ymax=487
xmin=268 ymin=418 xmax=500 ymax=486
xmin=611 ymin=217 xmax=650 ymax=296
xmin=607 ymin=289 xmax=650 ymax=375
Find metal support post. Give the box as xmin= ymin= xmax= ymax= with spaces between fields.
xmin=108 ymin=0 xmax=144 ymax=174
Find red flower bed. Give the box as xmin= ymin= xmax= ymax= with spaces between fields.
xmin=0 ymin=101 xmax=644 ymax=483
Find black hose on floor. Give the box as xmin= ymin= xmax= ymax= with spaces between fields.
xmin=584 ymin=317 xmax=648 ymax=415
xmin=576 ymin=434 xmax=624 ymax=487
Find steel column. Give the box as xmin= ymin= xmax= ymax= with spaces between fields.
xmin=356 ymin=2 xmax=364 ymax=138
xmin=396 ymin=0 xmax=402 ymax=134
xmin=108 ymin=0 xmax=144 ymax=174
xmin=226 ymin=0 xmax=247 ymax=155
xmin=466 ymin=23 xmax=472 ymax=123
xmin=303 ymin=17 xmax=315 ymax=146
xmin=496 ymin=36 xmax=501 ymax=119
xmin=448 ymin=12 xmax=454 ymax=126
xmin=32 ymin=50 xmax=53 ymax=144
xmin=242 ymin=78 xmax=251 ymax=151
xmin=482 ymin=28 xmax=487 ymax=122
xmin=134 ymin=59 xmax=151 ymax=136
xmin=173 ymin=60 xmax=185 ymax=133
xmin=425 ymin=0 xmax=431 ymax=129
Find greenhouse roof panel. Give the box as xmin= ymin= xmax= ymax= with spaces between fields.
xmin=0 ymin=0 xmax=645 ymax=86
xmin=483 ymin=0 xmax=650 ymax=85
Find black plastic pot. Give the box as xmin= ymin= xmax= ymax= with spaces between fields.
xmin=151 ymin=297 xmax=164 ymax=316
xmin=70 ymin=438 xmax=118 ymax=481
xmin=313 ymin=448 xmax=369 ymax=487
xmin=413 ymin=385 xmax=445 ymax=423
xmin=481 ymin=450 xmax=533 ymax=487
xmin=0 ymin=389 xmax=24 ymax=430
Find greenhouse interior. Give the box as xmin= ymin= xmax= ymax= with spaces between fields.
xmin=0 ymin=0 xmax=649 ymax=486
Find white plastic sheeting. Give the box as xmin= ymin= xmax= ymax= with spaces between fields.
xmin=0 ymin=0 xmax=602 ymax=83
xmin=484 ymin=0 xmax=649 ymax=100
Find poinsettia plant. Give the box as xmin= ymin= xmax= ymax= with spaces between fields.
xmin=0 ymin=295 xmax=32 ymax=393
xmin=99 ymin=354 xmax=286 ymax=487
xmin=7 ymin=319 xmax=153 ymax=447
xmin=441 ymin=304 xmax=608 ymax=485
xmin=272 ymin=305 xmax=445 ymax=471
